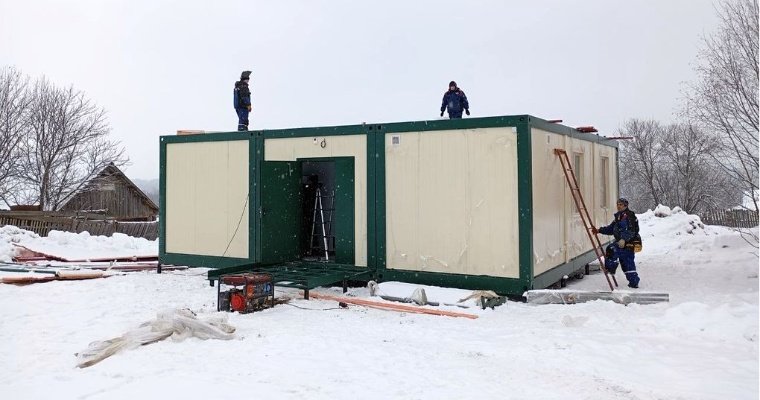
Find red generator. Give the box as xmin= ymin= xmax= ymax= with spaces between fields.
xmin=217 ymin=273 xmax=274 ymax=313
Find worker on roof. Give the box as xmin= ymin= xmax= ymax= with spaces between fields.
xmin=234 ymin=70 xmax=252 ymax=131
xmin=592 ymin=198 xmax=642 ymax=288
xmin=440 ymin=81 xmax=470 ymax=119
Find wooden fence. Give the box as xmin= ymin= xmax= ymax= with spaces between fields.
xmin=0 ymin=211 xmax=158 ymax=240
xmin=700 ymin=209 xmax=759 ymax=228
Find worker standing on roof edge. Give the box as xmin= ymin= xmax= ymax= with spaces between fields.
xmin=592 ymin=198 xmax=642 ymax=288
xmin=440 ymin=81 xmax=470 ymax=119
xmin=234 ymin=71 xmax=252 ymax=131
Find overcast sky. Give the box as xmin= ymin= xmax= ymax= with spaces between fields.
xmin=0 ymin=0 xmax=721 ymax=179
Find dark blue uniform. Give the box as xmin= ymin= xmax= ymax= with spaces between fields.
xmin=440 ymin=89 xmax=469 ymax=119
xmin=598 ymin=209 xmax=641 ymax=288
xmin=234 ymin=79 xmax=251 ymax=131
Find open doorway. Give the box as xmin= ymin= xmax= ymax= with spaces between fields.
xmin=301 ymin=161 xmax=336 ymax=261
xmin=259 ymin=157 xmax=355 ymax=266
xmin=299 ymin=158 xmax=354 ymax=264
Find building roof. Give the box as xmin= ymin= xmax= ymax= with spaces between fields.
xmin=58 ymin=163 xmax=158 ymax=213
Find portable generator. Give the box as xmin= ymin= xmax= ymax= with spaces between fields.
xmin=217 ymin=273 xmax=274 ymax=313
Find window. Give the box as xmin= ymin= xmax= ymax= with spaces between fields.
xmin=573 ymin=153 xmax=583 ymax=190
xmin=601 ymin=157 xmax=609 ymax=208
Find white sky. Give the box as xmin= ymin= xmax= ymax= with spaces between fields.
xmin=0 ymin=0 xmax=720 ymax=179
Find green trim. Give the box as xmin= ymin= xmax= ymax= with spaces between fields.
xmin=159 ymin=131 xmax=253 ymax=144
xmin=367 ymin=131 xmax=378 ymax=269
xmin=528 ymin=116 xmax=620 ymax=148
xmin=516 ymin=122 xmax=534 ymax=291
xmin=250 ymin=135 xmax=259 ymax=263
xmin=161 ymin=253 xmax=250 ymax=269
xmin=376 ymin=115 xmax=530 ymax=134
xmin=159 ymin=137 xmax=166 ymax=260
xmin=260 ymin=124 xmax=368 ymax=139
xmin=532 ymin=249 xmax=598 ymax=289
xmin=254 ymin=135 xmax=263 ymax=263
xmin=615 ymin=147 xmax=621 ymax=203
xmin=374 ymin=127 xmax=386 ymax=269
xmin=158 ymin=134 xmax=255 ymax=265
xmin=380 ymin=269 xmax=526 ymax=296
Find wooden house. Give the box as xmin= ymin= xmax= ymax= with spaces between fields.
xmin=58 ymin=163 xmax=158 ymax=221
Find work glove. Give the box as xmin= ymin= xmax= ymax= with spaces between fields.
xmin=590 ymin=226 xmax=598 ymax=234
xmin=440 ymin=111 xmax=444 ymax=117
xmin=465 ymin=109 xmax=470 ymax=116
xmin=617 ymin=239 xmax=626 ymax=248
xmin=247 ymin=105 xmax=252 ymax=112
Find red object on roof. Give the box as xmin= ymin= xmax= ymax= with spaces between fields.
xmin=576 ymin=126 xmax=598 ymax=133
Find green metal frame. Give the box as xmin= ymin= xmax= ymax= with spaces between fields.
xmin=159 ymin=132 xmax=256 ymax=267
xmin=161 ymin=115 xmax=619 ymax=296
xmin=207 ymin=261 xmax=373 ymax=291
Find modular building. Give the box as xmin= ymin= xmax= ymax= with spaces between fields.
xmin=159 ymin=115 xmax=618 ymax=295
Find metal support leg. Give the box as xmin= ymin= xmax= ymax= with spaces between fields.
xmin=304 ymin=289 xmax=309 ymax=300
xmin=342 ymin=280 xmax=347 ymax=293
xmin=157 ymin=263 xmax=162 ymax=274
xmin=585 ymin=263 xmax=590 ymax=275
xmin=270 ymin=284 xmax=275 ymax=308
xmin=216 ymin=280 xmax=221 ymax=311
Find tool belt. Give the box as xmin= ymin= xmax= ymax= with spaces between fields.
xmin=627 ymin=234 xmax=643 ymax=253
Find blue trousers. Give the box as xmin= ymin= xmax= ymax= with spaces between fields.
xmin=605 ymin=244 xmax=640 ymax=287
xmin=236 ymin=108 xmax=249 ymax=131
xmin=448 ymin=111 xmax=463 ymax=119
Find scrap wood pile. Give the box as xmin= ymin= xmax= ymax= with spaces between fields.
xmin=1 ymin=242 xmax=184 ymax=285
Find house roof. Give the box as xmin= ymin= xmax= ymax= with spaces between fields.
xmin=58 ymin=163 xmax=159 ymax=213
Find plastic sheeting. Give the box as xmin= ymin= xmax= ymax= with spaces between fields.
xmin=524 ymin=290 xmax=669 ymax=305
xmin=76 ymin=309 xmax=235 ymax=368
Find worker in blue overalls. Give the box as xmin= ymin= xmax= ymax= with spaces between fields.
xmin=233 ymin=70 xmax=252 ymax=131
xmin=593 ymin=198 xmax=642 ymax=288
xmin=439 ymin=81 xmax=470 ymax=119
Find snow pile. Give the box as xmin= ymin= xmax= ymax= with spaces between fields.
xmin=0 ymin=225 xmax=40 ymax=262
xmin=16 ymin=229 xmax=157 ymax=261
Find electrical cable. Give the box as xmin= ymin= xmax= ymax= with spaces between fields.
xmin=282 ymin=302 xmax=345 ymax=311
xmin=222 ymin=192 xmax=249 ymax=257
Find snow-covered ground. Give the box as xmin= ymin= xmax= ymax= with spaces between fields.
xmin=0 ymin=206 xmax=757 ymax=399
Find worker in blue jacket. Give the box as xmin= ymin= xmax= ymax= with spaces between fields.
xmin=440 ymin=81 xmax=470 ymax=119
xmin=234 ymin=70 xmax=252 ymax=131
xmin=592 ymin=198 xmax=642 ymax=288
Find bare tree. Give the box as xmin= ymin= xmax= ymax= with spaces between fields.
xmin=618 ymin=119 xmax=739 ymax=214
xmin=15 ymin=77 xmax=127 ymax=210
xmin=618 ymin=119 xmax=668 ymax=211
xmin=685 ymin=0 xmax=758 ymax=213
xmin=0 ymin=66 xmax=29 ymax=205
xmin=659 ymin=123 xmax=737 ymax=213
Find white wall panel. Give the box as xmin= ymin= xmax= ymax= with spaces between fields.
xmin=166 ymin=140 xmax=249 ymax=258
xmin=385 ymin=128 xmax=519 ymax=278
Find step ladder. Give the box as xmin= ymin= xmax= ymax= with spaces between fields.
xmin=554 ymin=149 xmax=618 ymax=291
xmin=310 ymin=187 xmax=335 ymax=261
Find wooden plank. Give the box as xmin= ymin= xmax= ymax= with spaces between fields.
xmin=306 ymin=292 xmax=479 ymax=319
